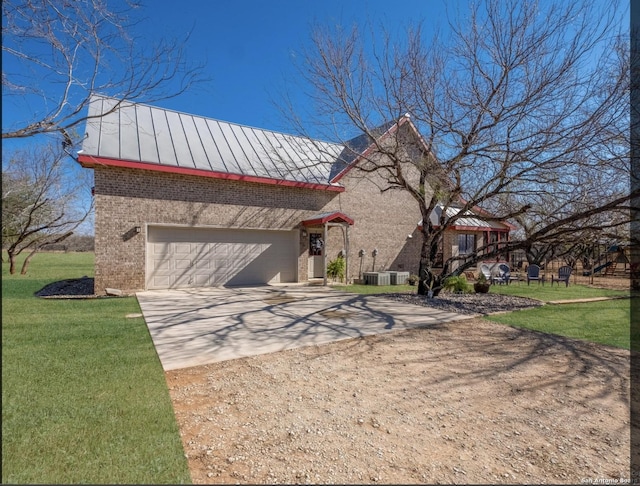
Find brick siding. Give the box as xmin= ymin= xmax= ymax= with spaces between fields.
xmin=91 ymin=160 xmax=425 ymax=293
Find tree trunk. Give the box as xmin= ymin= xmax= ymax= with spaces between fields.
xmin=417 ymin=233 xmax=442 ymax=296
xmin=8 ymin=250 xmax=17 ymax=275
xmin=21 ymin=247 xmax=39 ymax=275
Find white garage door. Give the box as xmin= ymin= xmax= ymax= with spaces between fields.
xmin=146 ymin=226 xmax=297 ymax=289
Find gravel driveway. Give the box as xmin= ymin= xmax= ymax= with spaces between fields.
xmin=166 ymin=293 xmax=631 ymax=485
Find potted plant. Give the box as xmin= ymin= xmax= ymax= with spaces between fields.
xmin=474 ymin=273 xmax=491 ymax=293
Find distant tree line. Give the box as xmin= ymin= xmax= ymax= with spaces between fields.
xmin=2 ymin=235 xmax=94 ymax=254
xmin=40 ymin=235 xmax=95 ymax=253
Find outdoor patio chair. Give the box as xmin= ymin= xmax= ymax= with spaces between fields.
xmin=493 ymin=263 xmax=510 ymax=285
xmin=552 ymin=266 xmax=573 ymax=287
xmin=480 ymin=264 xmax=492 ymax=283
xmin=526 ymin=264 xmax=544 ymax=285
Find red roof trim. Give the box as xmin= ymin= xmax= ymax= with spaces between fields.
xmin=301 ymin=211 xmax=354 ymax=226
xmin=77 ymin=155 xmax=345 ymax=192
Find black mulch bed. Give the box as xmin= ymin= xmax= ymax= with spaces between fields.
xmin=35 ymin=276 xmax=96 ymax=299
xmin=382 ymin=291 xmax=543 ymax=315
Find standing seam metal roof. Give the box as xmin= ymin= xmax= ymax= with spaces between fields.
xmin=80 ymin=95 xmax=347 ymax=185
xmin=424 ymin=205 xmax=509 ymax=230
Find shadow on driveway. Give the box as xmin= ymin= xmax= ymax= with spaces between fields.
xmin=136 ymin=286 xmax=473 ymax=371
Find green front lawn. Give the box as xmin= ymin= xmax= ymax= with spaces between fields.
xmin=334 ymin=280 xmax=629 ymax=302
xmin=488 ymin=281 xmax=629 ymax=302
xmin=485 ymin=298 xmax=633 ymax=350
xmin=2 ymin=252 xmax=191 ymax=484
xmin=487 ymin=280 xmax=632 ymax=349
xmin=335 ymin=281 xmax=631 ymax=350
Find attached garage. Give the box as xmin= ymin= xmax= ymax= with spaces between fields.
xmin=146 ymin=226 xmax=298 ymax=289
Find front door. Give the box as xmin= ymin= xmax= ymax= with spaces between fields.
xmin=308 ymin=232 xmax=324 ymax=278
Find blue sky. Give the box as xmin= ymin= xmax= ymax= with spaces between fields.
xmin=3 ymin=0 xmax=627 ymax=143
xmin=1 ymin=0 xmax=628 ymax=235
xmin=2 ymin=0 xmax=450 ymax=147
xmin=124 ymin=0 xmax=450 ymax=133
xmin=3 ymin=0 xmax=451 ymax=235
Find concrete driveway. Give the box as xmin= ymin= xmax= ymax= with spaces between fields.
xmin=136 ymin=285 xmax=473 ymax=371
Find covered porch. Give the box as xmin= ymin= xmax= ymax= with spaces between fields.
xmin=300 ymin=211 xmax=354 ymax=286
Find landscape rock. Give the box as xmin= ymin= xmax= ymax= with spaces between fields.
xmin=382 ymin=291 xmax=543 ymax=315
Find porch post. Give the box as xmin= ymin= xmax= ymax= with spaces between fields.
xmin=345 ymin=224 xmax=350 ymax=284
xmin=323 ymin=221 xmax=328 ymax=286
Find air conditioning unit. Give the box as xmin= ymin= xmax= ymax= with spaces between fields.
xmin=363 ymin=272 xmax=391 ymax=286
xmin=388 ymin=271 xmax=410 ymax=285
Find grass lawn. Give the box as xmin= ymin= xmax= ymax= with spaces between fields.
xmin=487 ymin=284 xmax=632 ymax=349
xmin=485 ymin=298 xmax=633 ymax=350
xmin=332 ymin=283 xmax=416 ymax=294
xmin=488 ymin=281 xmax=629 ymax=302
xmin=334 ymin=281 xmax=632 ymax=350
xmin=2 ymin=252 xmax=191 ymax=484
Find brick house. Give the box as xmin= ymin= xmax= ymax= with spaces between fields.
xmin=422 ymin=204 xmax=513 ymax=272
xmin=77 ymin=95 xmax=511 ymax=294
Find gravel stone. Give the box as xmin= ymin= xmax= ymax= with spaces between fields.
xmin=35 ymin=276 xmax=131 ymax=298
xmin=381 ymin=291 xmax=543 ymax=315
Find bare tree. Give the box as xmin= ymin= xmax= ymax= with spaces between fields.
xmin=2 ymin=0 xmax=204 ymax=141
xmin=284 ymin=0 xmax=633 ymax=295
xmin=2 ymin=143 xmax=93 ymax=274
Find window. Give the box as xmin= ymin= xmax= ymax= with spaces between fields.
xmin=309 ymin=233 xmax=324 ymax=256
xmin=488 ymin=231 xmax=498 ymax=254
xmin=433 ymin=238 xmax=444 ymax=267
xmin=485 ymin=230 xmax=508 ymax=254
xmin=458 ymin=234 xmax=476 ymax=255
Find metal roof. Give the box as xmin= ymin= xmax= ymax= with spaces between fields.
xmin=423 ymin=205 xmax=510 ymax=231
xmin=80 ymin=95 xmax=347 ymax=185
xmin=328 ymin=120 xmax=397 ymax=181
